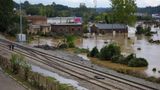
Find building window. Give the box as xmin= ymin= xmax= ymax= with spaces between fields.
xmin=72 ymin=28 xmax=74 ymax=31
xmin=78 ymin=28 xmax=81 ymax=31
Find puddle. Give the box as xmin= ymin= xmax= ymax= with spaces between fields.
xmin=77 ymin=54 xmax=90 ymax=61
xmin=31 ymin=65 xmax=88 ymax=90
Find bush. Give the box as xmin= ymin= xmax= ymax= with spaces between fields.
xmin=122 ymin=54 xmax=136 ymax=65
xmin=68 ymin=42 xmax=75 ymax=48
xmin=74 ymin=47 xmax=89 ymax=54
xmin=111 ymin=55 xmax=125 ymax=63
xmin=136 ymin=25 xmax=144 ymax=34
xmin=136 ymin=25 xmax=152 ymax=36
xmin=111 ymin=53 xmax=148 ymax=67
xmin=10 ymin=54 xmax=31 ymax=79
xmin=22 ymin=62 xmax=31 ymax=80
xmin=128 ymin=58 xmax=148 ymax=67
xmin=10 ymin=54 xmax=24 ymax=74
xmin=90 ymin=47 xmax=99 ymax=57
xmin=66 ymin=35 xmax=76 ymax=48
xmin=83 ymin=25 xmax=89 ymax=33
xmin=99 ymin=43 xmax=121 ymax=60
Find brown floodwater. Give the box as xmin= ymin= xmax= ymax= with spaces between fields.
xmin=76 ymin=26 xmax=160 ymax=78
xmin=29 ymin=26 xmax=160 ymax=78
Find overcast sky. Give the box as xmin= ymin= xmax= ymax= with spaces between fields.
xmin=13 ymin=0 xmax=160 ymax=8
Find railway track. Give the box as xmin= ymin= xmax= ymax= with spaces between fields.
xmin=0 ymin=39 xmax=159 ymax=90
xmin=0 ymin=42 xmax=120 ymax=90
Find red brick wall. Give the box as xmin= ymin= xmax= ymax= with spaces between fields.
xmin=51 ymin=24 xmax=83 ymax=35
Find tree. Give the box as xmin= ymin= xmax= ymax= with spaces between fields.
xmin=111 ymin=0 xmax=137 ymax=26
xmin=128 ymin=58 xmax=148 ymax=67
xmin=90 ymin=47 xmax=99 ymax=57
xmin=99 ymin=43 xmax=121 ymax=60
xmin=83 ymin=25 xmax=89 ymax=33
xmin=0 ymin=0 xmax=13 ymax=32
xmin=136 ymin=25 xmax=144 ymax=34
xmin=66 ymin=35 xmax=75 ymax=48
xmin=7 ymin=15 xmax=28 ymax=36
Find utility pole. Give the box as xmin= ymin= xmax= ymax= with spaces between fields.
xmin=17 ymin=0 xmax=26 ymax=42
xmin=20 ymin=0 xmax=22 ymax=34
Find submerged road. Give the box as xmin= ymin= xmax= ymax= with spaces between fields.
xmin=0 ymin=38 xmax=160 ymax=90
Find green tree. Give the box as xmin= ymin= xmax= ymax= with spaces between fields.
xmin=83 ymin=25 xmax=89 ymax=33
xmin=111 ymin=0 xmax=137 ymax=26
xmin=0 ymin=0 xmax=13 ymax=32
xmin=7 ymin=15 xmax=28 ymax=36
xmin=90 ymin=47 xmax=99 ymax=57
xmin=66 ymin=35 xmax=75 ymax=48
xmin=128 ymin=58 xmax=148 ymax=67
xmin=10 ymin=54 xmax=24 ymax=74
xmin=99 ymin=43 xmax=121 ymax=60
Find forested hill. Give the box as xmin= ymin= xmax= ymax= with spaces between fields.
xmin=13 ymin=1 xmax=160 ymax=16
xmin=137 ymin=6 xmax=160 ymax=14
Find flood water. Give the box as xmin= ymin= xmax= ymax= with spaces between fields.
xmin=29 ymin=26 xmax=160 ymax=78
xmin=76 ymin=26 xmax=160 ymax=78
xmin=31 ymin=65 xmax=88 ymax=90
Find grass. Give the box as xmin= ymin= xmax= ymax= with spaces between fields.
xmin=4 ymin=69 xmax=37 ymax=90
xmin=89 ymin=57 xmax=160 ymax=84
xmin=90 ymin=57 xmax=146 ymax=71
xmin=46 ymin=76 xmax=74 ymax=90
xmin=65 ymin=47 xmax=89 ymax=54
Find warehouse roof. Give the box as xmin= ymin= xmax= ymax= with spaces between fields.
xmin=95 ymin=24 xmax=127 ymax=30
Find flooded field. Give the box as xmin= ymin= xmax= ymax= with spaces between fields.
xmin=29 ymin=26 xmax=160 ymax=78
xmin=76 ymin=26 xmax=160 ymax=78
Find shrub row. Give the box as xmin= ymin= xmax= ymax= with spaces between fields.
xmin=88 ymin=44 xmax=148 ymax=67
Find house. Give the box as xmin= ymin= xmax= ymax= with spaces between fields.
xmin=26 ymin=16 xmax=51 ymax=35
xmin=47 ymin=17 xmax=82 ymax=24
xmin=26 ymin=16 xmax=47 ymax=24
xmin=51 ymin=23 xmax=83 ymax=35
xmin=90 ymin=24 xmax=128 ymax=34
xmin=152 ymin=14 xmax=160 ymax=19
xmin=27 ymin=24 xmax=51 ymax=35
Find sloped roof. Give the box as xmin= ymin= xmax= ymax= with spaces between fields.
xmin=95 ymin=24 xmax=127 ymax=30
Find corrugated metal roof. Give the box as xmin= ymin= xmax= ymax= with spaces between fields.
xmin=95 ymin=24 xmax=127 ymax=30
xmin=51 ymin=23 xmax=82 ymax=26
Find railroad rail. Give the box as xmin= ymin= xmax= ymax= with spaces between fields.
xmin=0 ymin=38 xmax=159 ymax=90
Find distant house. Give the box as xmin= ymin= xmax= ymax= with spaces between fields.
xmin=152 ymin=14 xmax=160 ymax=19
xmin=26 ymin=16 xmax=51 ymax=35
xmin=90 ymin=24 xmax=128 ymax=34
xmin=27 ymin=24 xmax=51 ymax=35
xmin=47 ymin=17 xmax=82 ymax=24
xmin=26 ymin=16 xmax=47 ymax=25
xmin=51 ymin=23 xmax=83 ymax=35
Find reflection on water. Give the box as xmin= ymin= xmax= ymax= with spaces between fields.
xmin=133 ymin=35 xmax=160 ymax=78
xmin=76 ymin=26 xmax=160 ymax=78
xmin=77 ymin=34 xmax=133 ymax=55
xmin=32 ymin=65 xmax=88 ymax=90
